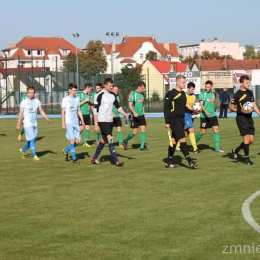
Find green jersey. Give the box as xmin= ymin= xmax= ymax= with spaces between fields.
xmin=112 ymin=95 xmax=120 ymax=117
xmin=129 ymin=91 xmax=144 ymax=116
xmin=199 ymin=90 xmax=216 ymax=118
xmin=77 ymin=92 xmax=91 ymax=115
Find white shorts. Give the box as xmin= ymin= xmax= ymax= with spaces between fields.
xmin=66 ymin=123 xmax=81 ymax=141
xmin=24 ymin=126 xmax=38 ymax=141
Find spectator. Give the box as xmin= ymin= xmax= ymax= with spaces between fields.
xmin=219 ymin=88 xmax=230 ymax=118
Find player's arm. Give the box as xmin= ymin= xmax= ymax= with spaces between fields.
xmin=163 ymin=91 xmax=172 ymax=130
xmin=128 ymin=101 xmax=138 ymax=118
xmin=199 ymin=100 xmax=210 ymax=117
xmin=229 ymin=103 xmax=237 ymax=112
xmin=93 ymin=94 xmax=100 ymax=133
xmin=16 ymin=110 xmax=24 ymax=131
xmin=77 ymin=108 xmax=85 ymax=126
xmin=39 ymin=107 xmax=50 ymax=123
xmin=252 ymin=102 xmax=260 ymax=116
xmin=61 ymin=108 xmax=66 ymax=130
xmin=114 ymin=98 xmax=128 ymax=120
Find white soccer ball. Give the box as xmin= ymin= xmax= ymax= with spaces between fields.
xmin=192 ymin=102 xmax=201 ymax=111
xmin=243 ymin=102 xmax=253 ymax=111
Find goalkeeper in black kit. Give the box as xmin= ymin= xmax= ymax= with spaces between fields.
xmin=164 ymin=75 xmax=199 ymax=169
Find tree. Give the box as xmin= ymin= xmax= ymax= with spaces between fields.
xmin=145 ymin=51 xmax=158 ymax=61
xmin=61 ymin=40 xmax=107 ymax=77
xmin=150 ymin=91 xmax=160 ymax=102
xmin=243 ymin=44 xmax=260 ymax=59
xmin=182 ymin=55 xmax=199 ymax=64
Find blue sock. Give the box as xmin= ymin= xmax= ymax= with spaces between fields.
xmin=93 ymin=142 xmax=105 ymax=159
xmin=70 ymin=143 xmax=77 ymax=160
xmin=64 ymin=144 xmax=71 ymax=153
xmin=22 ymin=141 xmax=30 ymax=153
xmin=108 ymin=143 xmax=118 ymax=163
xmin=29 ymin=139 xmax=36 ymax=157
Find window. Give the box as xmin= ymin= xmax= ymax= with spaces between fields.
xmin=27 ymin=50 xmax=32 ymax=55
xmin=63 ymin=50 xmax=68 ymax=55
xmin=213 ymin=43 xmax=217 ymax=52
xmin=36 ymin=61 xmax=39 ymax=67
xmin=37 ymin=50 xmax=42 ymax=55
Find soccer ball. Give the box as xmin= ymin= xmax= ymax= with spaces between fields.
xmin=192 ymin=102 xmax=202 ymax=111
xmin=243 ymin=102 xmax=253 ymax=111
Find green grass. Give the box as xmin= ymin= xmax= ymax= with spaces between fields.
xmin=1 ymin=118 xmax=260 ymax=259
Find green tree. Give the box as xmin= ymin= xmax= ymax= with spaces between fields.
xmin=182 ymin=54 xmax=199 ymax=64
xmin=145 ymin=51 xmax=158 ymax=61
xmin=61 ymin=40 xmax=107 ymax=77
xmin=243 ymin=45 xmax=257 ymax=59
xmin=150 ymin=91 xmax=160 ymax=102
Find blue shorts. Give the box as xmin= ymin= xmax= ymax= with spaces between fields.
xmin=66 ymin=123 xmax=81 ymax=141
xmin=24 ymin=126 xmax=38 ymax=141
xmin=184 ymin=113 xmax=194 ymax=129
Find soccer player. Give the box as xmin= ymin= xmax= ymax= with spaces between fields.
xmin=90 ymin=83 xmax=102 ymax=144
xmin=91 ymin=78 xmax=125 ymax=166
xmin=61 ymin=83 xmax=84 ymax=163
xmin=112 ymin=85 xmax=128 ymax=148
xmin=164 ymin=75 xmax=198 ymax=169
xmin=176 ymin=82 xmax=201 ymax=153
xmin=230 ymin=75 xmax=260 ymax=165
xmin=18 ymin=93 xmax=31 ymax=141
xmin=16 ymin=86 xmax=50 ymax=160
xmin=77 ymin=83 xmax=93 ymax=147
xmin=195 ymin=80 xmax=224 ymax=152
xmin=122 ymin=81 xmax=148 ymax=151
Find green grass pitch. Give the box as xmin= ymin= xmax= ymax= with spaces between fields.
xmin=1 ymin=118 xmax=260 ymax=259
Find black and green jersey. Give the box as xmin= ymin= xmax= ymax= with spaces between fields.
xmin=129 ymin=91 xmax=144 ymax=116
xmin=112 ymin=95 xmax=120 ymax=117
xmin=77 ymin=92 xmax=91 ymax=115
xmin=199 ymin=90 xmax=216 ymax=118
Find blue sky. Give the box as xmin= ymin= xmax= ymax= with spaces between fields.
xmin=1 ymin=0 xmax=259 ymax=51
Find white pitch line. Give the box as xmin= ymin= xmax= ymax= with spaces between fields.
xmin=242 ymin=190 xmax=260 ymax=233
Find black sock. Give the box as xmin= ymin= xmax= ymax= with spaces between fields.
xmin=243 ymin=143 xmax=249 ymax=157
xmin=167 ymin=145 xmax=176 ymax=165
xmin=235 ymin=142 xmax=244 ymax=153
xmin=180 ymin=142 xmax=192 ymax=164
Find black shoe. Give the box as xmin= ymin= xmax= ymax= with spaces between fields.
xmin=73 ymin=159 xmax=80 ymax=163
xmin=115 ymin=160 xmax=124 ymax=166
xmin=245 ymin=158 xmax=255 ymax=165
xmin=231 ymin=149 xmax=239 ymax=163
xmin=63 ymin=149 xmax=69 ymax=161
xmin=122 ymin=140 xmax=128 ymax=150
xmin=140 ymin=148 xmax=149 ymax=151
xmin=189 ymin=160 xmax=199 ymax=169
xmin=165 ymin=163 xmax=178 ymax=168
xmin=194 ymin=149 xmax=202 ymax=154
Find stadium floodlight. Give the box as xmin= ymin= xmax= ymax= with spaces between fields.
xmin=73 ymin=33 xmax=80 ymax=87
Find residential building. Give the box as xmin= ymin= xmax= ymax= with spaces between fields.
xmin=178 ymin=44 xmax=199 ymax=60
xmin=103 ymin=35 xmax=179 ymax=74
xmin=0 ymin=36 xmax=79 ymax=71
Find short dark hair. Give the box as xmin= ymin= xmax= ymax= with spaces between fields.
xmin=239 ymin=74 xmax=250 ymax=83
xmin=138 ymin=81 xmax=146 ymax=87
xmin=69 ymin=83 xmax=77 ymax=90
xmin=96 ymin=83 xmax=102 ymax=88
xmin=205 ymin=80 xmax=213 ymax=86
xmin=104 ymin=78 xmax=113 ymax=85
xmin=187 ymin=82 xmax=195 ymax=89
xmin=84 ymin=83 xmax=92 ymax=89
xmin=27 ymin=86 xmax=35 ymax=92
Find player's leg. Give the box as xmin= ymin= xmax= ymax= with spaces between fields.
xmin=114 ymin=117 xmax=123 ymax=148
xmin=195 ymin=118 xmax=207 ymax=143
xmin=188 ymin=127 xmax=200 ymax=153
xmin=123 ymin=117 xmax=138 ymax=150
xmin=18 ymin=125 xmax=25 ymax=141
xmin=27 ymin=126 xmax=39 ymax=160
xmin=166 ymin=133 xmax=177 ymax=168
xmin=138 ymin=116 xmax=147 ymax=150
xmin=211 ymin=117 xmax=224 ymax=152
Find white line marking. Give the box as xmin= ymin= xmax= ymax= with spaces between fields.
xmin=242 ymin=190 xmax=260 ymax=233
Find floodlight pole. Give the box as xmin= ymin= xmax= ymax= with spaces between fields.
xmin=73 ymin=33 xmax=80 ymax=86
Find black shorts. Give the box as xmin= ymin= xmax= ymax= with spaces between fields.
xmin=170 ymin=118 xmax=185 ymax=140
xmin=113 ymin=117 xmax=122 ymax=127
xmin=79 ymin=114 xmax=91 ymax=126
xmin=98 ymin=122 xmax=113 ymax=137
xmin=236 ymin=115 xmax=255 ymax=136
xmin=200 ymin=116 xmax=219 ymax=129
xmin=131 ymin=115 xmax=146 ymax=128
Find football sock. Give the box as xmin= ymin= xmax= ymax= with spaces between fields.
xmin=93 ymin=141 xmax=105 ymax=159
xmin=189 ymin=133 xmax=198 ymax=151
xmin=195 ymin=133 xmax=203 ymax=143
xmin=20 ymin=127 xmax=25 ymax=135
xmin=70 ymin=143 xmax=77 ymax=160
xmin=176 ymin=141 xmax=180 ymax=148
xmin=29 ymin=139 xmax=36 ymax=157
xmin=64 ymin=144 xmax=71 ymax=153
xmin=84 ymin=130 xmax=90 ymax=143
xmin=94 ymin=133 xmax=99 ymax=143
xmin=118 ymin=131 xmax=123 ymax=146
xmin=167 ymin=144 xmax=176 ymax=165
xmin=22 ymin=141 xmax=30 ymax=153
xmin=140 ymin=132 xmax=146 ymax=148
xmin=125 ymin=132 xmax=135 ymax=142
xmin=108 ymin=143 xmax=118 ymax=163
xmin=98 ymin=132 xmax=102 ymax=140
xmin=243 ymin=143 xmax=249 ymax=157
xmin=180 ymin=142 xmax=192 ymax=164
xmin=235 ymin=142 xmax=244 ymax=153
xmin=214 ymin=132 xmax=220 ymax=150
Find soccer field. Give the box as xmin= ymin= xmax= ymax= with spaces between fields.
xmin=1 ymin=118 xmax=260 ymax=260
